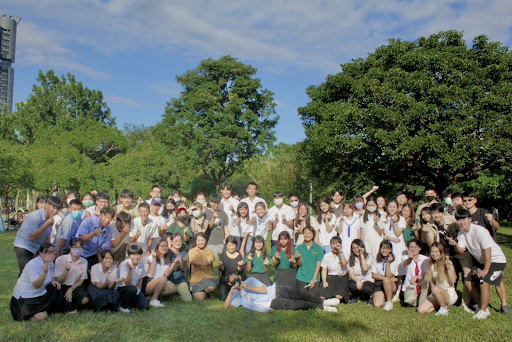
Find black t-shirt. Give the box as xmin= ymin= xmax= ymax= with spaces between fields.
xmin=219 ymin=251 xmax=243 ymax=283
xmin=470 ymin=208 xmax=495 ymax=239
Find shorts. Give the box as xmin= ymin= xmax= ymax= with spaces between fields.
xmin=428 ymin=287 xmax=457 ymax=306
xmin=190 ymin=278 xmax=217 ymax=293
xmin=141 ymin=277 xmax=151 ymax=294
xmin=466 ymin=262 xmax=506 ymax=286
xmin=373 ymin=280 xmax=385 ymax=293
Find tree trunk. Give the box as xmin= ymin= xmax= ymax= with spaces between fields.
xmin=14 ymin=189 xmax=19 ymax=212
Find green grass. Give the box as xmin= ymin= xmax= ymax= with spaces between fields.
xmin=1 ymin=229 xmax=512 ymax=341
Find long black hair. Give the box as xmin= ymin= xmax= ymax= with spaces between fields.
xmin=349 ymin=239 xmax=368 ymax=267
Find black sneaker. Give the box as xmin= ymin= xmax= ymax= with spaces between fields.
xmin=501 ymin=305 xmax=512 ymax=316
xmin=350 ymin=298 xmax=360 ymax=305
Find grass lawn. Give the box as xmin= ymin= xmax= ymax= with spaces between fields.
xmin=1 ymin=228 xmax=511 ymax=341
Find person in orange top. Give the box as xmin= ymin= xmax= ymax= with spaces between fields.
xmin=188 ymin=233 xmax=216 ymax=301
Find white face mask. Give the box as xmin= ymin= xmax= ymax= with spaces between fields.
xmin=366 ymin=206 xmax=377 ymax=213
xmin=290 ymin=201 xmax=299 ymax=208
xmin=197 ymin=200 xmax=206 ymax=205
xmin=274 ymin=198 xmax=283 ymax=206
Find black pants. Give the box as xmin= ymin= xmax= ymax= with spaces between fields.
xmin=218 ymin=281 xmax=232 ymax=301
xmin=269 ymin=286 xmax=324 ymax=310
xmin=14 ymin=247 xmax=35 ymax=276
xmin=58 ymin=284 xmax=89 ymax=313
xmin=117 ymin=285 xmax=149 ymax=310
xmin=348 ymin=280 xmax=374 ymax=300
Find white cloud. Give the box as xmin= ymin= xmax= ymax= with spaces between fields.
xmin=4 ymin=0 xmax=512 ymax=77
xmin=104 ymin=95 xmax=159 ymax=109
xmin=148 ymin=82 xmax=182 ymax=97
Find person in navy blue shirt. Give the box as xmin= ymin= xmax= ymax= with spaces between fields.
xmin=77 ymin=207 xmax=114 ymax=268
xmin=13 ymin=196 xmax=63 ymax=274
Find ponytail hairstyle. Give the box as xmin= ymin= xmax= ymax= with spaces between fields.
xmin=277 ymin=231 xmax=293 ymax=259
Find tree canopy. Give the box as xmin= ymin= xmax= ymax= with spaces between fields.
xmin=299 ymin=30 xmax=512 ymax=194
xmin=154 ymin=55 xmax=279 ymax=188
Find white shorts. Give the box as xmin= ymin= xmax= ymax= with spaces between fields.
xmin=428 ymin=287 xmax=457 ymax=306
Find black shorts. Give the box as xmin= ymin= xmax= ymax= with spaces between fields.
xmin=141 ymin=277 xmax=152 ymax=294
xmin=466 ymin=262 xmax=506 ymax=286
xmin=373 ymin=280 xmax=385 ymax=293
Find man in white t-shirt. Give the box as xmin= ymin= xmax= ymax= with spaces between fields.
xmin=268 ymin=191 xmax=295 ymax=247
xmin=136 ymin=185 xmax=164 ymax=215
xmin=83 ymin=192 xmax=110 ymax=219
xmin=451 ymin=209 xmax=510 ymax=319
xmin=129 ymin=203 xmax=159 ymax=255
xmin=401 ymin=239 xmax=429 ymax=307
xmin=240 ymin=182 xmax=267 ymax=216
xmin=148 ymin=198 xmax=167 ymax=250
xmin=219 ymin=182 xmax=240 ymax=246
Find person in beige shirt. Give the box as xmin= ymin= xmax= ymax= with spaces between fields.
xmin=188 ymin=233 xmax=216 ymax=301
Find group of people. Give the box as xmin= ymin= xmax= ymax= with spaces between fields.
xmin=9 ymin=183 xmax=510 ymax=321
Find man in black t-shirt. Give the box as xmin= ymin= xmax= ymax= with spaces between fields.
xmin=462 ymin=191 xmax=500 ymax=241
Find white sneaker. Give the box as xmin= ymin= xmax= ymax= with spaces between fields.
xmin=383 ymin=301 xmax=393 ymax=311
xmin=119 ymin=307 xmax=131 ymax=313
xmin=150 ymin=299 xmax=165 ymax=307
xmin=472 ymin=309 xmax=491 ymax=320
xmin=435 ymin=307 xmax=449 ymax=316
xmin=323 ymin=306 xmax=338 ymax=312
xmin=461 ymin=302 xmax=475 ymax=314
xmin=323 ymin=298 xmax=340 ymax=307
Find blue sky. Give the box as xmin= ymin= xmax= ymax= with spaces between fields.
xmin=3 ymin=0 xmax=512 ymax=145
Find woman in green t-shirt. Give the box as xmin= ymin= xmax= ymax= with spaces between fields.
xmin=270 ymin=231 xmax=298 ymax=288
xmin=402 ymin=203 xmax=419 ymax=244
xmin=245 ymin=235 xmax=271 ymax=286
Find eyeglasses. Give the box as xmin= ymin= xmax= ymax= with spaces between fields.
xmin=463 ymin=199 xmax=474 ymax=203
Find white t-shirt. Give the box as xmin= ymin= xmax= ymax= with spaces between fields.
xmin=109 ymin=222 xmax=131 ymax=254
xmin=371 ymin=257 xmax=399 ymax=277
xmin=321 ymin=252 xmax=349 ymax=276
xmin=54 ymin=254 xmax=88 ymax=286
xmin=50 ymin=214 xmax=63 ymax=244
xmin=116 ymin=259 xmax=145 ymax=288
xmin=402 ymin=255 xmax=429 ymax=291
xmin=361 ymin=214 xmax=382 ymax=242
xmin=457 ymin=224 xmax=507 ymax=264
xmin=90 ymin=263 xmax=118 ymax=284
xmin=83 ymin=205 xmax=98 ymax=218
xmin=240 ymin=196 xmax=267 ymax=216
xmin=268 ymin=204 xmax=296 ymax=240
xmin=13 ymin=256 xmax=54 ymax=299
xmin=339 ymin=215 xmax=361 ymax=256
xmin=146 ymin=254 xmax=170 ymax=278
xmin=318 ymin=215 xmax=338 ymax=247
xmin=232 ymin=217 xmax=256 ymax=239
xmin=254 ymin=215 xmax=271 ymax=240
xmin=349 ymin=254 xmax=375 ymax=283
xmin=130 ymin=217 xmax=159 ymax=252
xmin=149 ymin=215 xmax=167 ymax=250
xmin=219 ymin=197 xmax=240 ymax=237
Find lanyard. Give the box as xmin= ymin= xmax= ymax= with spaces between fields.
xmin=389 ymin=218 xmax=394 ymax=231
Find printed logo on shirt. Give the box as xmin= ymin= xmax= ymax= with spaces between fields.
xmin=312 ymin=252 xmax=318 ymax=255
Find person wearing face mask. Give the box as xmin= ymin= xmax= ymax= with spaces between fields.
xmin=415 ymin=186 xmax=439 ymax=223
xmin=162 ymin=198 xmax=177 ymax=225
xmin=55 ymin=200 xmax=84 ymax=257
xmin=81 ymin=193 xmax=94 ymax=210
xmin=288 ymin=193 xmax=300 ymax=215
xmin=219 ymin=182 xmax=240 ymax=246
xmin=195 ymin=192 xmax=209 ymax=212
xmin=361 ymin=197 xmax=383 ymax=257
xmin=14 ymin=196 xmax=63 ymax=274
xmin=268 ymin=191 xmax=296 ymax=248
xmin=189 ymin=203 xmax=208 ymax=248
xmin=10 ymin=242 xmax=62 ymax=321
xmin=166 ymin=207 xmax=194 ymax=249
xmin=353 ymin=195 xmax=366 ymax=217
xmin=53 ymin=238 xmax=90 ymax=313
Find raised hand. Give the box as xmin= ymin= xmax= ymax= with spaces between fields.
xmin=42 ymin=262 xmax=49 ymax=273
xmin=248 ymin=253 xmax=253 ymax=261
xmin=274 ymin=213 xmax=279 ymax=220
xmin=264 ymin=257 xmax=270 ymax=266
xmin=294 ymin=251 xmax=301 ymax=259
xmin=94 ymin=228 xmax=102 ymax=236
xmin=217 ymin=260 xmax=224 ymax=267
xmin=65 ymin=262 xmax=72 ymax=271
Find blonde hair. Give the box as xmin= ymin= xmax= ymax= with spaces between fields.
xmin=425 ymin=242 xmax=448 ymax=285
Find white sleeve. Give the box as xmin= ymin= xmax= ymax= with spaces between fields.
xmin=119 ymin=261 xmax=129 ymax=280
xmin=129 ymin=221 xmax=137 ymax=237
xmin=457 ymin=232 xmax=467 ymax=249
xmin=90 ymin=264 xmax=101 ymax=283
xmin=478 ymin=228 xmax=493 ymax=250
xmin=150 ymin=224 xmax=160 ymax=238
xmin=370 ymin=261 xmax=378 ymax=274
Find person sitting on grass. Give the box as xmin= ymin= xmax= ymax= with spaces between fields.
xmin=10 ymin=242 xmax=61 ymax=321
xmin=53 ymin=238 xmax=90 ymax=313
xmin=218 ymin=236 xmax=245 ymax=301
xmin=188 ymin=233 xmax=216 ymax=301
xmin=371 ymin=240 xmax=399 ymax=311
xmin=115 ymin=244 xmax=150 ymax=312
xmin=320 ymin=236 xmax=349 ymax=304
xmin=417 ymin=242 xmax=457 ymax=316
xmin=88 ymin=249 xmax=121 ymax=311
xmin=166 ymin=233 xmax=192 ymax=302
xmin=223 ymin=274 xmax=340 ymax=313
xmin=401 ymin=239 xmax=429 ymax=307
xmin=144 ymin=239 xmax=178 ymax=307
xmin=347 ymin=239 xmax=374 ymax=304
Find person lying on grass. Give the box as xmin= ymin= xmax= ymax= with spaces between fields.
xmin=224 ymin=274 xmax=340 ymax=313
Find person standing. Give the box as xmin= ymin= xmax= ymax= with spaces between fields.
xmin=268 ymin=191 xmax=295 ymax=247
xmin=219 ymin=182 xmax=241 ymax=246
xmin=204 ymin=194 xmax=230 ymax=259
xmin=14 ymin=196 xmax=63 ymax=274
xmin=462 ymin=191 xmax=500 ymax=241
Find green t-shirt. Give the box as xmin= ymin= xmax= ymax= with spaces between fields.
xmin=269 ymin=246 xmax=297 ymax=270
xmin=295 ymin=242 xmax=324 ymax=283
xmin=245 ymin=251 xmax=267 ymax=274
xmin=166 ymin=222 xmax=194 ymax=246
xmin=403 ymin=227 xmax=417 ymax=244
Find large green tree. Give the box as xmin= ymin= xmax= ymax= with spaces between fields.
xmin=154 ymin=55 xmax=279 ymax=189
xmin=299 ymin=30 xmax=512 ymax=192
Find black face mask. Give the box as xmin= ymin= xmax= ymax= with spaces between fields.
xmin=425 ymin=196 xmax=435 ymax=202
xmin=178 ymin=216 xmax=188 ymax=223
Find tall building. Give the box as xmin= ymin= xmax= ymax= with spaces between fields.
xmin=0 ymin=13 xmax=21 ymax=112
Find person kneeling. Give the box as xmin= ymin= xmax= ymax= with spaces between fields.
xmin=54 ymin=238 xmax=90 ymax=314
xmin=371 ymin=241 xmax=399 ymax=311
xmin=224 ymin=275 xmax=340 ymax=312
xmin=115 ymin=244 xmax=150 ymax=312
